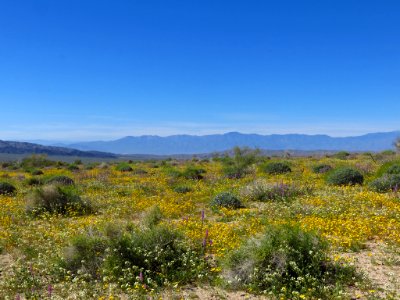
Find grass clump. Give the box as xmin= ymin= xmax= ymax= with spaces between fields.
xmin=312 ymin=164 xmax=333 ymax=174
xmin=25 ymin=177 xmax=43 ymax=186
xmin=211 ymin=192 xmax=243 ymax=209
xmin=369 ymin=174 xmax=400 ymax=193
xmin=326 ymin=167 xmax=364 ymax=186
xmin=26 ymin=185 xmax=92 ymax=216
xmin=0 ymin=182 xmax=17 ymax=195
xmin=142 ymin=205 xmax=164 ymax=228
xmin=262 ymin=161 xmax=292 ymax=175
xmin=115 ymin=162 xmax=133 ymax=172
xmin=240 ymin=180 xmax=311 ymax=202
xmin=181 ymin=165 xmax=206 ymax=180
xmin=223 ymin=224 xmax=357 ymax=298
xmin=45 ymin=175 xmax=74 ymax=186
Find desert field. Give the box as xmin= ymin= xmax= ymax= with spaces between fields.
xmin=1 ymin=150 xmax=399 ymax=299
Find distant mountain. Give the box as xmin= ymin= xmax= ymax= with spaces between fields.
xmin=0 ymin=140 xmax=117 ymax=158
xmin=68 ymin=131 xmax=400 ymax=155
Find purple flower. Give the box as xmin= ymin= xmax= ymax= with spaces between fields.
xmin=139 ymin=271 xmax=143 ymax=282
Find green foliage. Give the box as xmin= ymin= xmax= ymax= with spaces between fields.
xmin=104 ymin=226 xmax=208 ymax=288
xmin=386 ymin=165 xmax=400 ymax=175
xmin=45 ymin=175 xmax=75 ymax=186
xmin=26 ymin=185 xmax=92 ymax=216
xmin=20 ymin=154 xmax=55 ymax=169
xmin=262 ymin=161 xmax=292 ymax=175
xmin=369 ymin=174 xmax=400 ymax=193
xmin=181 ymin=165 xmax=206 ymax=180
xmin=312 ymin=164 xmax=333 ymax=174
xmin=173 ymin=185 xmax=193 ymax=193
xmin=241 ymin=180 xmax=312 ymax=202
xmin=334 ymin=151 xmax=351 ymax=160
xmin=63 ymin=234 xmax=108 ymax=278
xmin=326 ymin=167 xmax=364 ymax=186
xmin=67 ymin=164 xmax=80 ymax=171
xmin=28 ymin=169 xmax=44 ymax=176
xmin=211 ymin=192 xmax=242 ymax=209
xmin=221 ymin=147 xmax=260 ymax=179
xmin=115 ymin=162 xmax=133 ymax=172
xmin=0 ymin=182 xmax=17 ymax=195
xmin=25 ymin=177 xmax=43 ymax=186
xmin=143 ymin=205 xmax=164 ymax=228
xmin=223 ymin=224 xmax=357 ymax=298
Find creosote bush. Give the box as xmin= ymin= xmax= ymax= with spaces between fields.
xmin=369 ymin=174 xmax=400 ymax=193
xmin=312 ymin=164 xmax=333 ymax=174
xmin=0 ymin=182 xmax=17 ymax=195
xmin=326 ymin=167 xmax=364 ymax=186
xmin=45 ymin=175 xmax=75 ymax=186
xmin=211 ymin=192 xmax=242 ymax=209
xmin=223 ymin=224 xmax=357 ymax=298
xmin=240 ymin=180 xmax=312 ymax=202
xmin=26 ymin=185 xmax=92 ymax=216
xmin=181 ymin=165 xmax=206 ymax=180
xmin=220 ymin=147 xmax=260 ymax=179
xmin=262 ymin=161 xmax=292 ymax=175
xmin=115 ymin=162 xmax=133 ymax=172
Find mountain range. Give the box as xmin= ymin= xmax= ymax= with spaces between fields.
xmin=66 ymin=131 xmax=400 ymax=155
xmin=0 ymin=140 xmax=116 ymax=158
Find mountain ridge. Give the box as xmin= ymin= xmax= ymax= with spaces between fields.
xmin=67 ymin=131 xmax=400 ymax=155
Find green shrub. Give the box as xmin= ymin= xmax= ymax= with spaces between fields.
xmin=29 ymin=169 xmax=44 ymax=176
xmin=25 ymin=177 xmax=43 ymax=186
xmin=104 ymin=226 xmax=208 ymax=288
xmin=143 ymin=205 xmax=164 ymax=228
xmin=45 ymin=175 xmax=75 ymax=186
xmin=211 ymin=192 xmax=242 ymax=209
xmin=0 ymin=182 xmax=17 ymax=195
xmin=223 ymin=224 xmax=357 ymax=298
xmin=386 ymin=165 xmax=400 ymax=175
xmin=240 ymin=180 xmax=311 ymax=202
xmin=369 ymin=174 xmax=400 ymax=193
xmin=181 ymin=166 xmax=206 ymax=180
xmin=262 ymin=162 xmax=292 ymax=175
xmin=326 ymin=167 xmax=364 ymax=186
xmin=67 ymin=164 xmax=79 ymax=171
xmin=63 ymin=234 xmax=108 ymax=278
xmin=221 ymin=147 xmax=260 ymax=179
xmin=26 ymin=185 xmax=92 ymax=216
xmin=312 ymin=164 xmax=332 ymax=174
xmin=173 ymin=185 xmax=193 ymax=193
xmin=20 ymin=154 xmax=55 ymax=169
xmin=334 ymin=151 xmax=351 ymax=160
xmin=132 ymin=168 xmax=148 ymax=175
xmin=115 ymin=162 xmax=133 ymax=172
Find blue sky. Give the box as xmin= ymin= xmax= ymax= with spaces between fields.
xmin=0 ymin=1 xmax=399 ymax=141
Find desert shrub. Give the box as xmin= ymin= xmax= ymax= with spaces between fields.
xmin=45 ymin=175 xmax=75 ymax=186
xmin=115 ymin=162 xmax=133 ymax=172
xmin=104 ymin=226 xmax=208 ymax=288
xmin=223 ymin=224 xmax=357 ymax=298
xmin=25 ymin=177 xmax=43 ymax=186
xmin=132 ymin=168 xmax=148 ymax=175
xmin=67 ymin=164 xmax=79 ymax=171
xmin=74 ymin=159 xmax=83 ymax=165
xmin=63 ymin=234 xmax=108 ymax=278
xmin=0 ymin=182 xmax=17 ymax=195
xmin=221 ymin=147 xmax=260 ymax=179
xmin=211 ymin=192 xmax=242 ymax=209
xmin=20 ymin=155 xmax=55 ymax=169
xmin=326 ymin=167 xmax=364 ymax=186
xmin=173 ymin=185 xmax=193 ymax=193
xmin=143 ymin=205 xmax=164 ymax=228
xmin=334 ymin=151 xmax=351 ymax=160
xmin=312 ymin=164 xmax=332 ymax=174
xmin=240 ymin=180 xmax=311 ymax=202
xmin=27 ymin=169 xmax=44 ymax=176
xmin=369 ymin=174 xmax=400 ymax=193
xmin=26 ymin=185 xmax=92 ymax=216
xmin=262 ymin=161 xmax=292 ymax=175
xmin=386 ymin=164 xmax=400 ymax=175
xmin=181 ymin=166 xmax=206 ymax=180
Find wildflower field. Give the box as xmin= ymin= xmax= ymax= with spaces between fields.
xmin=0 ymin=151 xmax=400 ymax=299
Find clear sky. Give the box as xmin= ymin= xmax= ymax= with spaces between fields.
xmin=0 ymin=1 xmax=399 ymax=141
